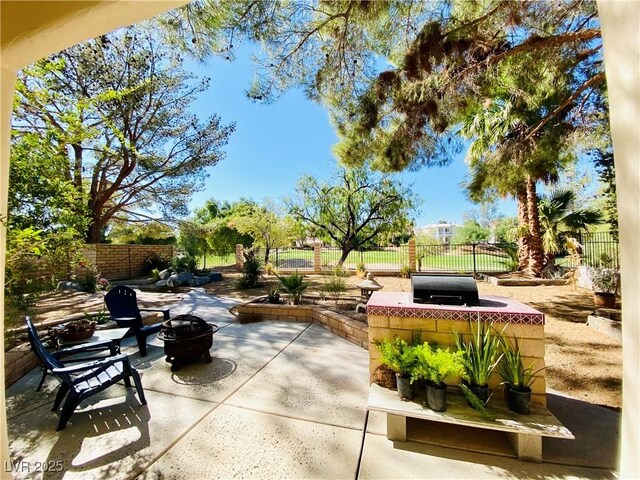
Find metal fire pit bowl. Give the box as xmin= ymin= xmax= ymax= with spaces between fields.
xmin=157 ymin=314 xmax=218 ymax=371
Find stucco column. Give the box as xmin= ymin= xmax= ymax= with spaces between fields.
xmin=408 ymin=238 xmax=416 ymax=272
xmin=0 ymin=62 xmax=16 ymax=480
xmin=235 ymin=244 xmax=244 ymax=272
xmin=313 ymin=241 xmax=322 ymax=273
xmin=598 ymin=1 xmax=640 ymax=477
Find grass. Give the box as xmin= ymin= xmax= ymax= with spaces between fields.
xmin=200 ymin=245 xmax=514 ymax=272
xmin=262 ymin=247 xmax=511 ymax=272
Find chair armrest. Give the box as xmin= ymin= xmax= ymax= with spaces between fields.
xmin=109 ymin=317 xmax=139 ymax=328
xmin=52 ymin=354 xmax=129 ymax=374
xmin=53 ymin=340 xmax=118 ymax=358
xmin=140 ymin=308 xmax=170 ymax=320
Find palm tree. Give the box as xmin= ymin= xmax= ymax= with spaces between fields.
xmin=538 ymin=189 xmax=603 ymax=267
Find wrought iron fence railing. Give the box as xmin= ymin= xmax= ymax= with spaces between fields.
xmin=557 ymin=231 xmax=619 ymax=269
xmin=416 ymin=242 xmax=515 ymax=273
xmin=237 ymin=233 xmax=619 ymax=274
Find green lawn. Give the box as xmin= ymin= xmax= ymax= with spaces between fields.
xmin=264 ymin=247 xmax=510 ymax=272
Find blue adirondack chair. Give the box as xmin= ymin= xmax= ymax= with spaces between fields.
xmin=105 ymin=286 xmax=170 ymax=356
xmin=26 ymin=317 xmax=147 ymax=430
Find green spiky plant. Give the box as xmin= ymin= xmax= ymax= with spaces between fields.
xmin=453 ymin=316 xmax=505 ymax=388
xmin=497 ymin=335 xmax=546 ymax=392
xmin=276 ymin=270 xmax=309 ymax=305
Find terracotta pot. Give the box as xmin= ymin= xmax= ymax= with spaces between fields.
xmin=594 ymin=292 xmax=616 ymax=308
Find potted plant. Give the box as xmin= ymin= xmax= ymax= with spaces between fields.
xmin=276 ymin=271 xmax=308 ymax=305
xmin=497 ymin=334 xmax=546 ymax=414
xmin=412 ymin=344 xmax=465 ymax=412
xmin=266 ymin=285 xmax=280 ymax=304
xmin=374 ymin=337 xmax=418 ymax=400
xmin=589 ymin=267 xmax=618 ymax=308
xmin=453 ymin=317 xmax=504 ymax=407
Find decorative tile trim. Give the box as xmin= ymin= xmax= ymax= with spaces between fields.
xmin=366 ymin=305 xmax=544 ymax=325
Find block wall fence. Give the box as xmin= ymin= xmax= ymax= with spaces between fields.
xmin=80 ymin=244 xmax=174 ymax=280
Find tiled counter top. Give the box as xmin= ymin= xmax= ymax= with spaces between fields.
xmin=366 ymin=292 xmax=545 ymax=325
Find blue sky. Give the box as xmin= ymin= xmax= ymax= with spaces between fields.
xmin=185 ymin=47 xmax=517 ymax=227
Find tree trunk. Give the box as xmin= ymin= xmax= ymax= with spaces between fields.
xmin=525 ymin=177 xmax=544 ymax=277
xmin=516 ymin=186 xmax=529 ymax=271
xmin=338 ymin=247 xmax=351 ymax=267
xmin=86 ymin=219 xmax=102 ymax=243
xmin=264 ymin=246 xmax=271 ymax=265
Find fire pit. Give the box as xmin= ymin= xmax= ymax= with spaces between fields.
xmin=157 ymin=314 xmax=218 ymax=371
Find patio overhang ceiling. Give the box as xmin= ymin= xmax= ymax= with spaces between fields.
xmin=1 ymin=1 xmax=190 ymax=69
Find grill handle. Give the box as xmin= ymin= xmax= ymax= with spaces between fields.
xmin=429 ymin=295 xmax=463 ymax=303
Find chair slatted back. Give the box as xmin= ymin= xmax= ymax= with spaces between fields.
xmin=105 ymin=286 xmax=143 ymax=324
xmin=26 ymin=317 xmax=64 ymax=370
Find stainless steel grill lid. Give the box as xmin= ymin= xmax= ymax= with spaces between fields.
xmin=410 ymin=273 xmax=480 ymax=306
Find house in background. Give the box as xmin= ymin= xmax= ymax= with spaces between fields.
xmin=415 ymin=222 xmax=459 ymax=244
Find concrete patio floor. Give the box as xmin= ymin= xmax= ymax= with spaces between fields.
xmin=6 ymin=290 xmax=619 ymax=479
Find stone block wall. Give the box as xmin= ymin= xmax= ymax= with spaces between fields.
xmin=5 ymin=343 xmax=39 ymax=387
xmin=80 ymin=244 xmax=174 ymax=280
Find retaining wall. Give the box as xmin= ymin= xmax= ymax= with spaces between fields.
xmin=234 ymin=300 xmax=369 ymax=349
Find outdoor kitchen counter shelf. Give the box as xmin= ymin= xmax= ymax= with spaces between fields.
xmin=366 ymin=291 xmax=545 ymax=325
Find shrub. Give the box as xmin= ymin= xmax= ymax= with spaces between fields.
xmin=399 ymin=265 xmax=411 ymax=278
xmin=411 ymin=343 xmax=465 ymax=386
xmin=276 ymin=270 xmax=308 ymax=304
xmin=171 ymin=255 xmax=197 ymax=273
xmin=237 ymin=251 xmax=263 ymax=289
xmin=497 ymin=242 xmax=519 ymax=272
xmin=323 ymin=275 xmax=347 ymax=302
xmin=589 ymin=267 xmax=617 ymax=293
xmin=78 ymin=271 xmax=98 ymax=293
xmin=374 ymin=337 xmax=418 ymax=378
xmin=142 ymin=254 xmax=170 ymax=275
xmin=356 ymin=261 xmax=366 ymax=278
xmin=332 ymin=264 xmax=350 ymax=277
xmin=150 ymin=268 xmax=161 ymax=281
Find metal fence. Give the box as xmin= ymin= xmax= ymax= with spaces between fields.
xmin=242 ymin=233 xmax=619 ymax=274
xmin=320 ymin=245 xmax=409 ymax=271
xmin=416 ymin=242 xmax=514 ymax=273
xmin=558 ymin=231 xmax=619 ymax=269
xmin=271 ymin=247 xmax=315 ymax=271
xmin=201 ymin=252 xmax=236 ymax=269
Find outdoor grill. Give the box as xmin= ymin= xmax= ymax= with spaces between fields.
xmin=411 ymin=273 xmax=480 ymax=306
xmin=157 ymin=314 xmax=218 ymax=371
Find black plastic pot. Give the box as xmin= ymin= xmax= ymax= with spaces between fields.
xmin=395 ymin=373 xmax=415 ymax=400
xmin=426 ymin=382 xmax=447 ymax=412
xmin=268 ymin=294 xmax=280 ymax=304
xmin=507 ymin=385 xmax=532 ymax=414
xmin=464 ymin=382 xmax=490 ymax=408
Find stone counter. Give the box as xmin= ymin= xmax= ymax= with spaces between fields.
xmin=367 ymin=291 xmax=547 ymax=406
